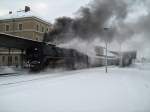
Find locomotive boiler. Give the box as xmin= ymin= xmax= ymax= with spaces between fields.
xmin=25 ymin=43 xmax=89 ymax=71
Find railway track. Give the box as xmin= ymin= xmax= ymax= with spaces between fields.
xmin=0 ymin=68 xmax=93 ymax=86
xmin=0 ymin=67 xmax=116 ymax=87
xmin=0 ymin=66 xmax=117 ymax=86
xmin=0 ymin=73 xmax=20 ymax=77
xmin=0 ymin=71 xmax=75 ymax=86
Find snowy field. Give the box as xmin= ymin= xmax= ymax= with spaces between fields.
xmin=0 ymin=63 xmax=150 ymax=112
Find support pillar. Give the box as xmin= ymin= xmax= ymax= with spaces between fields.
xmin=21 ymin=49 xmax=24 ymax=68
xmin=8 ymin=48 xmax=11 ymax=66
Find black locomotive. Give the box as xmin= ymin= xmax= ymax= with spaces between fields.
xmin=25 ymin=43 xmax=136 ymax=71
xmin=25 ymin=43 xmax=89 ymax=71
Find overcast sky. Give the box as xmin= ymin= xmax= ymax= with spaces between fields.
xmin=0 ymin=0 xmax=91 ymax=22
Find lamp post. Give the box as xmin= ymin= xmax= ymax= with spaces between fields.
xmin=119 ymin=42 xmax=123 ymax=67
xmin=104 ymin=27 xmax=112 ymax=73
xmin=105 ymin=40 xmax=108 ymax=73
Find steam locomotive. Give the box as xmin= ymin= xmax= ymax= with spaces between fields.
xmin=25 ymin=43 xmax=136 ymax=71
xmin=25 ymin=44 xmax=89 ymax=71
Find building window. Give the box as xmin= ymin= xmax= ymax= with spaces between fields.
xmin=2 ymin=56 xmax=5 ymax=62
xmin=37 ymin=25 xmax=39 ymax=31
xmin=5 ymin=25 xmax=10 ymax=31
xmin=8 ymin=56 xmax=12 ymax=65
xmin=42 ymin=27 xmax=44 ymax=32
xmin=19 ymin=24 xmax=23 ymax=30
xmin=47 ymin=28 xmax=49 ymax=32
xmin=15 ymin=56 xmax=18 ymax=61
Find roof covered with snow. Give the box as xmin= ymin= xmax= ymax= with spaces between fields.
xmin=0 ymin=11 xmax=51 ymax=25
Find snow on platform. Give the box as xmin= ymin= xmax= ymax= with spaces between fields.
xmin=0 ymin=63 xmax=150 ymax=112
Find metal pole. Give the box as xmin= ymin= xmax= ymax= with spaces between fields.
xmin=119 ymin=44 xmax=122 ymax=67
xmin=104 ymin=27 xmax=112 ymax=73
xmin=105 ymin=41 xmax=108 ymax=73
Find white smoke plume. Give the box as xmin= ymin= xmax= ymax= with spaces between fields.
xmin=43 ymin=0 xmax=150 ymax=59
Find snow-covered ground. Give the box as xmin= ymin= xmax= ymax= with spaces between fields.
xmin=0 ymin=63 xmax=150 ymax=112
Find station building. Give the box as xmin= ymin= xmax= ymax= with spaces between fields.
xmin=0 ymin=15 xmax=52 ymax=67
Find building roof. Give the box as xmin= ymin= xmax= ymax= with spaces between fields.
xmin=0 ymin=32 xmax=56 ymax=50
xmin=0 ymin=11 xmax=51 ymax=25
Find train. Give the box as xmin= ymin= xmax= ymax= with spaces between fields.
xmin=25 ymin=44 xmax=88 ymax=71
xmin=25 ymin=43 xmax=136 ymax=72
xmin=0 ymin=33 xmax=137 ymax=72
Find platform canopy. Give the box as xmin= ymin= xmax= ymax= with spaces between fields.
xmin=0 ymin=33 xmax=44 ymax=50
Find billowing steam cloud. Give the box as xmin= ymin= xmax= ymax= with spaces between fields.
xmin=44 ymin=0 xmax=129 ymax=43
xmin=44 ymin=0 xmax=150 ymax=58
